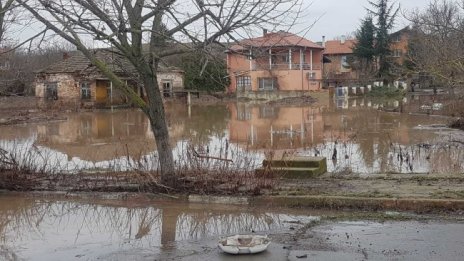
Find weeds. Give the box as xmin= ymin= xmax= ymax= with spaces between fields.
xmin=0 ymin=137 xmax=276 ymax=195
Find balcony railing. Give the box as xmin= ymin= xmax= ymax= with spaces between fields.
xmin=252 ymin=63 xmax=321 ymax=71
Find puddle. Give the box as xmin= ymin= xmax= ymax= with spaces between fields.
xmin=0 ymin=194 xmax=320 ymax=260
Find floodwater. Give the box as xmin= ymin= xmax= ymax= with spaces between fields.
xmin=0 ymin=96 xmax=463 ymax=174
xmin=1 ymin=194 xmax=464 ymax=261
xmin=0 ymin=194 xmax=319 ymax=260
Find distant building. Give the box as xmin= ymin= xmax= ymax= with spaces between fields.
xmin=390 ymin=26 xmax=411 ymax=66
xmin=34 ymin=49 xmax=184 ymax=108
xmin=226 ymin=31 xmax=324 ymax=100
xmin=323 ymin=38 xmax=358 ymax=87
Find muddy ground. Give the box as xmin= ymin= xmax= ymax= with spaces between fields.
xmin=278 ymin=175 xmax=464 ymax=200
xmin=165 ymin=220 xmax=464 ymax=261
xmin=0 ymin=96 xmax=65 ymax=125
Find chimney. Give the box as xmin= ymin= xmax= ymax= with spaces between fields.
xmin=340 ymin=35 xmax=346 ymax=44
xmin=322 ymin=36 xmax=326 ymax=47
xmin=63 ymin=52 xmax=70 ymax=60
xmin=263 ymin=28 xmax=268 ymax=36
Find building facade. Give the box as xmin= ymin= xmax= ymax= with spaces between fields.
xmin=323 ymin=39 xmax=358 ymax=87
xmin=227 ymin=31 xmax=324 ymax=99
xmin=390 ymin=27 xmax=411 ymax=66
xmin=34 ymin=50 xmax=184 ymax=109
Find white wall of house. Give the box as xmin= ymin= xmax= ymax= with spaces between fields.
xmin=157 ymin=71 xmax=184 ymax=90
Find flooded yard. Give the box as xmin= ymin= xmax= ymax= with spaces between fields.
xmin=1 ymin=97 xmax=463 ymax=175
xmin=0 ymin=193 xmax=319 ymax=260
xmin=1 ymin=193 xmax=464 ymax=261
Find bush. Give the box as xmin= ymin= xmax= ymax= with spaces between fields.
xmin=366 ymin=86 xmax=405 ymax=99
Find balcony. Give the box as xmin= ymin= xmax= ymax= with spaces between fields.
xmin=253 ymin=63 xmax=321 ymax=71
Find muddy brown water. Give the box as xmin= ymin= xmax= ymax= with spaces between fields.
xmin=0 ymin=193 xmax=321 ymax=260
xmin=0 ymin=98 xmax=463 ymax=174
xmin=1 ymin=193 xmax=464 ymax=261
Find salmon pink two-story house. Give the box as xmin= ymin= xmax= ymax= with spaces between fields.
xmin=226 ymin=31 xmax=324 ymax=99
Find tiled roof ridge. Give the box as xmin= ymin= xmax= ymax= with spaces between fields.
xmin=230 ymin=31 xmax=324 ymax=51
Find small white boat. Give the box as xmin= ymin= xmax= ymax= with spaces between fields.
xmin=218 ymin=235 xmax=270 ymax=255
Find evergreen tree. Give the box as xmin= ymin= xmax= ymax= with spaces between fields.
xmin=367 ymin=0 xmax=399 ymax=80
xmin=352 ymin=16 xmax=376 ymax=73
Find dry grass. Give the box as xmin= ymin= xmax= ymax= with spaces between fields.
xmin=0 ymin=139 xmax=277 ymax=195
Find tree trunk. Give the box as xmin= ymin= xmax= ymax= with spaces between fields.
xmin=140 ymin=68 xmax=176 ymax=187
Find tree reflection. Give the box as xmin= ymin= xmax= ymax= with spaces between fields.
xmin=0 ymin=196 xmax=312 ymax=259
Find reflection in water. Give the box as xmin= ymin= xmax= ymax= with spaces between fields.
xmin=0 ymin=195 xmax=317 ymax=260
xmin=0 ymin=99 xmax=463 ymax=174
xmin=228 ymin=100 xmax=464 ymax=174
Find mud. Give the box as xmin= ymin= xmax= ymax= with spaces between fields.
xmin=0 ymin=96 xmax=66 ymax=125
xmin=279 ymin=176 xmax=464 ymax=199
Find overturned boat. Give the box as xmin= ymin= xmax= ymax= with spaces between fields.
xmin=218 ymin=235 xmax=270 ymax=255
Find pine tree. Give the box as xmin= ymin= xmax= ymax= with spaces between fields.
xmin=368 ymin=0 xmax=399 ymax=80
xmin=352 ymin=16 xmax=376 ymax=73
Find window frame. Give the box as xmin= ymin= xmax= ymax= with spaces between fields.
xmin=45 ymin=82 xmax=58 ymax=100
xmin=80 ymin=82 xmax=91 ymax=100
xmin=236 ymin=76 xmax=252 ymax=91
xmin=258 ymin=77 xmax=278 ymax=91
xmin=341 ymin=55 xmax=349 ymax=69
xmin=393 ymin=49 xmax=403 ymax=58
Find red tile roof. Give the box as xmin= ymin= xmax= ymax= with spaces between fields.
xmin=230 ymin=31 xmax=324 ymax=51
xmin=324 ymin=40 xmax=356 ymax=55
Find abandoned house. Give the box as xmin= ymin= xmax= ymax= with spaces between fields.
xmin=34 ymin=49 xmax=184 ymax=108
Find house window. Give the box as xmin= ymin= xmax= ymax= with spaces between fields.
xmin=283 ymin=53 xmax=290 ymax=63
xmin=162 ymin=80 xmax=172 ymax=97
xmin=258 ymin=77 xmax=278 ymax=91
xmin=236 ymin=76 xmax=251 ymax=91
xmin=45 ymin=82 xmax=58 ymax=100
xmin=393 ymin=49 xmax=403 ymax=57
xmin=307 ymin=72 xmax=316 ymax=80
xmin=259 ymin=106 xmax=278 ymax=119
xmin=341 ymin=56 xmax=350 ymax=68
xmin=81 ymin=82 xmax=91 ymax=100
xmin=392 ymin=35 xmax=401 ymax=42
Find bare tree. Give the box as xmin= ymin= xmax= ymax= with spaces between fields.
xmin=408 ymin=0 xmax=464 ymax=92
xmin=16 ymin=0 xmax=303 ymax=186
xmin=0 ymin=44 xmax=75 ymax=96
xmin=0 ymin=0 xmax=19 ymax=45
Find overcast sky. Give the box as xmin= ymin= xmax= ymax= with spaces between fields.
xmin=16 ymin=0 xmax=433 ymax=49
xmin=302 ymin=0 xmax=431 ymax=41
